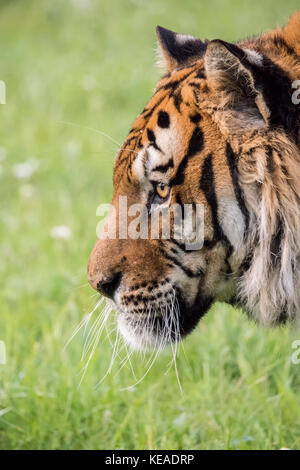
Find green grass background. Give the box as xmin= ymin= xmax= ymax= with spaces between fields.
xmin=0 ymin=0 xmax=300 ymax=450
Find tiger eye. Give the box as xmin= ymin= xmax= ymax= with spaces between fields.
xmin=156 ymin=183 xmax=170 ymax=199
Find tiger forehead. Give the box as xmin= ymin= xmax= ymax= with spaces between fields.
xmin=113 ymin=63 xmax=207 ymax=182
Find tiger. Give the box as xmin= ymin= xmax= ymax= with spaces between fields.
xmin=88 ymin=12 xmax=300 ymax=350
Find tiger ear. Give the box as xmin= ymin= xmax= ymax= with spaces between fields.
xmin=156 ymin=26 xmax=207 ymax=73
xmin=204 ymin=40 xmax=270 ymax=129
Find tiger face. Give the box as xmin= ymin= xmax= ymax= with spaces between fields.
xmin=88 ymin=14 xmax=300 ymax=349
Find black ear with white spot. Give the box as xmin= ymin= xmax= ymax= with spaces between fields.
xmin=156 ymin=26 xmax=207 ymax=72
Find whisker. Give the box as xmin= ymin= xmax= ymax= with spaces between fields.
xmin=59 ymin=120 xmax=141 ymax=156
xmin=78 ymin=305 xmax=112 ymax=387
xmin=75 ymin=282 xmax=90 ymax=290
xmin=119 ymin=334 xmax=165 ymax=391
xmin=114 ymin=346 xmax=135 ymax=378
xmin=64 ymin=297 xmax=104 ymax=351
xmin=81 ymin=307 xmax=107 ymax=360
xmin=95 ymin=327 xmax=122 ymax=387
xmin=81 ymin=303 xmax=111 ymax=360
xmin=59 ymin=120 xmax=122 ymax=147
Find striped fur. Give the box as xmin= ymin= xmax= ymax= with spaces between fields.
xmin=88 ymin=12 xmax=300 ymax=349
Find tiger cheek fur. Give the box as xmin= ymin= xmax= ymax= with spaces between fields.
xmin=88 ymin=12 xmax=300 ymax=350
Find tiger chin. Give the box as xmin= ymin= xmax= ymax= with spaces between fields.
xmin=88 ymin=12 xmax=300 ymax=351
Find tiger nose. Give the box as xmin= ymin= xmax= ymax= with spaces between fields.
xmin=88 ymin=271 xmax=122 ymax=299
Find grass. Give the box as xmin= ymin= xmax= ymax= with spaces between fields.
xmin=0 ymin=0 xmax=300 ymax=450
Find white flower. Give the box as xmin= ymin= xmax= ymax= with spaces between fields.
xmin=12 ymin=159 xmax=39 ymax=180
xmin=50 ymin=225 xmax=72 ymax=240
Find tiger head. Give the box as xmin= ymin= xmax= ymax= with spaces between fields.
xmin=88 ymin=13 xmax=300 ymax=350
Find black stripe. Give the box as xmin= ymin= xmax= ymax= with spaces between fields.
xmin=203 ymin=239 xmax=218 ymax=249
xmin=142 ymin=95 xmax=165 ymax=119
xmin=270 ymin=218 xmax=284 ymax=266
xmin=159 ymin=74 xmax=191 ymax=92
xmin=161 ymin=80 xmax=181 ymax=92
xmin=115 ymin=133 xmax=141 ymax=171
xmin=266 ymin=146 xmax=276 ymax=174
xmin=155 ymin=69 xmax=196 ymax=94
xmin=171 ymin=127 xmax=204 ymax=186
xmin=158 ymin=243 xmax=203 ymax=278
xmin=175 ymin=192 xmax=183 ymax=207
xmin=225 ymin=143 xmax=250 ymax=232
xmin=272 ymin=35 xmax=300 ymax=61
xmin=152 ymin=157 xmax=174 ymax=173
xmin=172 ymin=89 xmax=183 ymax=112
xmin=157 ymin=111 xmax=170 ymax=128
xmin=189 ymin=112 xmax=202 ymax=124
xmin=147 ymin=129 xmax=161 ymax=151
xmin=188 ymin=81 xmax=201 ymax=89
xmin=239 ymin=251 xmax=253 ymax=274
xmin=115 ymin=134 xmax=140 ymax=169
xmin=200 ymin=153 xmax=230 ymax=245
xmin=195 ymin=69 xmax=206 ymax=79
xmin=186 ymin=127 xmax=204 ymax=158
xmin=169 ymin=238 xmax=191 ymax=253
xmin=224 ymin=245 xmax=234 ymax=274
xmin=278 ymin=304 xmax=289 ymax=324
xmin=171 ymin=157 xmax=188 ymax=186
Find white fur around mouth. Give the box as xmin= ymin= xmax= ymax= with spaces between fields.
xmin=117 ymin=314 xmax=162 ymax=351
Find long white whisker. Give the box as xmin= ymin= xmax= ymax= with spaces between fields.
xmin=59 ymin=120 xmax=141 ymax=156
xmin=64 ymin=297 xmax=103 ymax=351
xmin=114 ymin=346 xmax=135 ymax=378
xmin=119 ymin=334 xmax=165 ymax=391
xmin=81 ymin=305 xmax=109 ymax=360
xmin=59 ymin=120 xmax=122 ymax=147
xmin=78 ymin=306 xmax=111 ymax=387
xmin=95 ymin=327 xmax=122 ymax=387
